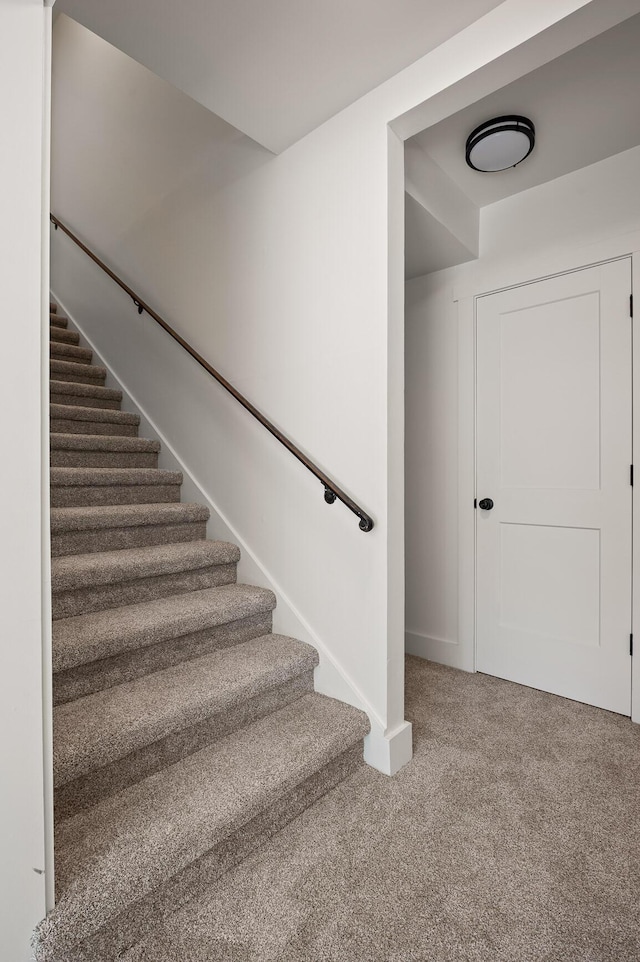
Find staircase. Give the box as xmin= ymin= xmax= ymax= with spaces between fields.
xmin=35 ymin=303 xmax=369 ymax=962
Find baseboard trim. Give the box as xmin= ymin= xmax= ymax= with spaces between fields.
xmin=405 ymin=630 xmax=474 ymax=672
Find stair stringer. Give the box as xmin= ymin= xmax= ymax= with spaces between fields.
xmin=50 ymin=293 xmax=411 ymax=775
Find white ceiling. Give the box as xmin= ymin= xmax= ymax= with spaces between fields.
xmin=55 ymin=0 xmax=505 ymax=153
xmin=412 ymin=13 xmax=640 ymax=208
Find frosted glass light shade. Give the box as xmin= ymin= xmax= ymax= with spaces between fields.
xmin=466 ymin=116 xmax=535 ymax=172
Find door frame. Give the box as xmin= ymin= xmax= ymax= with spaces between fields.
xmin=453 ymin=234 xmax=640 ymax=723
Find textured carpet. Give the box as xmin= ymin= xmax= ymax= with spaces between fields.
xmin=37 ymin=305 xmax=369 ymax=960
xmin=125 ymin=656 xmax=640 ymax=962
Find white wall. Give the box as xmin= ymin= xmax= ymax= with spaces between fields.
xmin=405 ymin=142 xmax=479 ymax=259
xmin=50 ymin=17 xmax=270 ymax=246
xmin=0 ymin=2 xmax=51 ymax=958
xmin=53 ymin=0 xmax=507 ymax=153
xmin=406 ymin=144 xmax=640 ymax=672
xmin=405 ymin=276 xmax=462 ymax=664
xmin=50 ymin=0 xmax=624 ymax=772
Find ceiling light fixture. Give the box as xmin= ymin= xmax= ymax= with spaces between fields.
xmin=465 ymin=115 xmax=535 ymax=172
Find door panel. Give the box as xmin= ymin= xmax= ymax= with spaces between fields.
xmin=476 ymin=260 xmax=632 ymax=714
xmin=498 ymin=294 xmax=601 ymax=490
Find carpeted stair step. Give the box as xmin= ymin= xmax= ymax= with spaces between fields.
xmin=54 ymin=634 xmax=319 ymax=819
xmin=52 ymin=583 xmax=276 ymax=704
xmin=50 ymin=301 xmax=57 ymax=313
xmin=51 ymin=540 xmax=239 ymax=619
xmin=50 ymin=326 xmax=80 ymax=346
xmin=50 ymin=433 xmax=160 ymax=469
xmin=50 ymin=358 xmax=106 ymax=385
xmin=50 ymin=404 xmax=139 ymax=437
xmin=43 ymin=296 xmax=371 ymax=962
xmin=50 ymin=467 xmax=182 ymax=508
xmin=50 ymin=380 xmax=122 ymax=411
xmin=35 ymin=694 xmax=368 ymax=962
xmin=50 ymin=341 xmax=94 ymax=365
xmin=50 ymin=501 xmax=209 ymax=556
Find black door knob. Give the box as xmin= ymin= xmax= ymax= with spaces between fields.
xmin=478 ymin=498 xmax=494 ymax=511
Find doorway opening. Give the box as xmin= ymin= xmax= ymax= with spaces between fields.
xmin=403 ymin=12 xmax=640 ymax=719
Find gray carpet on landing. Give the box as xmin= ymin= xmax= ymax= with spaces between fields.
xmin=124 ymin=656 xmax=640 ymax=962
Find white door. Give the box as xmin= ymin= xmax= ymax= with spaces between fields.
xmin=476 ymin=259 xmax=632 ymax=715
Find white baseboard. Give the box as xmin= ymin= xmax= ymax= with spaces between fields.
xmin=53 ymin=292 xmax=414 ymax=774
xmin=405 ymin=630 xmax=474 ymax=672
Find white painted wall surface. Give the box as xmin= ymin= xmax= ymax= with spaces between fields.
xmin=406 ymin=145 xmax=640 ymax=675
xmin=405 ymin=143 xmax=479 ymax=259
xmin=53 ymin=0 xmax=507 ymax=152
xmin=50 ymin=0 xmax=624 ymax=771
xmin=405 ymin=276 xmax=463 ymax=666
xmin=0 ymin=1 xmax=50 ymax=957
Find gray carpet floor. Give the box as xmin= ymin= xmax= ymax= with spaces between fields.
xmin=125 ymin=656 xmax=640 ymax=962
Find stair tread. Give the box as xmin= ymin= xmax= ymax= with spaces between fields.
xmin=50 ymin=466 xmax=181 ymax=487
xmin=51 ymin=502 xmax=208 ymax=533
xmin=50 ymin=434 xmax=160 ymax=453
xmin=50 ymin=314 xmax=68 ymax=328
xmin=52 ymin=693 xmax=368 ymax=948
xmin=50 ymin=327 xmax=80 ymax=345
xmin=51 ymin=539 xmax=239 ymax=592
xmin=53 ymin=583 xmax=276 ymax=671
xmin=50 ymin=342 xmax=93 ymax=363
xmin=50 ymin=380 xmax=122 ymax=402
xmin=50 ymin=404 xmax=139 ymax=425
xmin=54 ymin=634 xmax=318 ymax=786
xmin=51 ymin=358 xmax=106 ymax=379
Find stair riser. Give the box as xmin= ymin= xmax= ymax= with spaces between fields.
xmin=55 ymin=671 xmax=314 ymax=820
xmin=54 ymin=611 xmax=273 ymax=705
xmin=52 ymin=564 xmax=237 ymax=620
xmin=50 ymin=392 xmax=121 ymax=411
xmin=50 ymin=450 xmax=159 ymax=468
xmin=50 ymin=368 xmax=106 ymax=385
xmin=50 ymin=418 xmax=138 ymax=437
xmin=50 ymin=345 xmax=94 ymax=365
xmin=51 ymin=484 xmax=181 ymax=508
xmin=50 ymin=328 xmax=80 ymax=345
xmin=51 ymin=521 xmax=207 ymax=557
xmin=50 ymin=315 xmax=67 ymax=329
xmin=45 ymin=743 xmax=364 ymax=962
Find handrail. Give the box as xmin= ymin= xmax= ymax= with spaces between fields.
xmin=51 ymin=213 xmax=374 ymax=532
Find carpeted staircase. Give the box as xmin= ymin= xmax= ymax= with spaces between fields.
xmin=35 ymin=303 xmax=369 ymax=962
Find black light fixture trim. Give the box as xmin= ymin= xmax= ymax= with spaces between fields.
xmin=465 ymin=115 xmax=535 ymax=172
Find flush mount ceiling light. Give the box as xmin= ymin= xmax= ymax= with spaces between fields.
xmin=465 ymin=115 xmax=535 ymax=172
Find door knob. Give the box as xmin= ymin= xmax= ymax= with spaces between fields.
xmin=478 ymin=498 xmax=494 ymax=511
